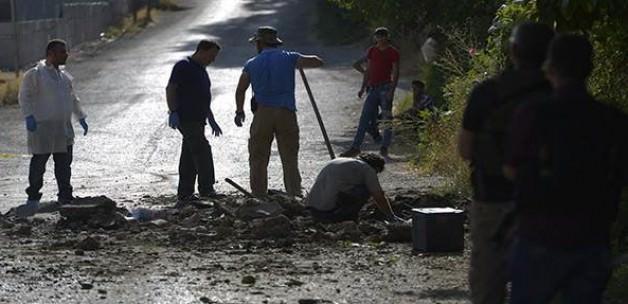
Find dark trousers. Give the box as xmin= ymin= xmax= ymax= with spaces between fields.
xmin=509 ymin=238 xmax=612 ymax=304
xmin=26 ymin=145 xmax=73 ymax=202
xmin=177 ymin=121 xmax=215 ymax=197
xmin=310 ymin=185 xmax=370 ymax=223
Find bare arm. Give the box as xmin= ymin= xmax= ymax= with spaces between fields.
xmin=352 ymin=57 xmax=366 ymax=74
xmin=390 ymin=61 xmax=400 ymax=92
xmin=457 ymin=128 xmax=474 ymax=161
xmin=296 ymin=55 xmax=324 ymax=69
xmin=361 ymin=59 xmax=370 ymax=91
xmin=166 ymin=83 xmax=178 ymax=112
xmin=372 ymin=190 xmax=395 ymax=219
xmin=235 ymin=72 xmax=251 ymax=112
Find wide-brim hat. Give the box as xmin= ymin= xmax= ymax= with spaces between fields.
xmin=248 ymin=26 xmax=283 ymax=46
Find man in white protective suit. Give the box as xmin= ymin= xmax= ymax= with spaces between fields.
xmin=15 ymin=39 xmax=88 ymax=218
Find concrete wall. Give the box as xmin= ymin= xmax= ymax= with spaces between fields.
xmin=0 ymin=0 xmax=130 ymax=69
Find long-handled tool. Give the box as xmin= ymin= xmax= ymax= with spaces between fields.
xmin=299 ymin=67 xmax=335 ymax=160
xmin=225 ymin=178 xmax=255 ymax=198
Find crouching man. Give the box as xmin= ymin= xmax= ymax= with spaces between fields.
xmin=305 ymin=153 xmax=402 ymax=223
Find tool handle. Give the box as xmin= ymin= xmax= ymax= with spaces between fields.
xmin=299 ymin=67 xmax=335 ymax=159
xmin=224 ymin=178 xmax=255 ymax=198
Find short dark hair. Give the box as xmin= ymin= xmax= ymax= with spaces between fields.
xmin=46 ymin=39 xmax=67 ymax=56
xmin=357 ymin=153 xmax=385 ymax=173
xmin=510 ymin=22 xmax=554 ymax=67
xmin=412 ymin=80 xmax=425 ymax=89
xmin=196 ymin=40 xmax=221 ymax=52
xmin=546 ymin=34 xmax=593 ymax=81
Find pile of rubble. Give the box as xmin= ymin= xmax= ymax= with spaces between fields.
xmin=1 ymin=190 xmax=467 ymax=251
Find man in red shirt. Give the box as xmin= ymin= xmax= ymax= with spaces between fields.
xmin=341 ymin=27 xmax=400 ymax=158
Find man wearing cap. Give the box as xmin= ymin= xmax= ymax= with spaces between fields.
xmin=234 ymin=26 xmax=324 ymax=198
xmin=341 ymin=27 xmax=400 ymax=158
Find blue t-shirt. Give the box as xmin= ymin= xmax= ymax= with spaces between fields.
xmin=243 ymin=48 xmax=301 ymax=111
xmin=168 ymin=57 xmax=211 ymax=122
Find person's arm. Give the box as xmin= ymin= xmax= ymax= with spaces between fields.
xmin=235 ymin=72 xmax=250 ymax=113
xmin=69 ymin=80 xmax=86 ymax=120
xmin=296 ymin=55 xmax=324 ymax=69
xmin=371 ymin=190 xmax=396 ymax=219
xmin=458 ymin=81 xmax=494 ymax=161
xmin=234 ymin=72 xmax=250 ymax=127
xmin=18 ymin=70 xmax=37 ymax=119
xmin=358 ymin=59 xmax=370 ymax=98
xmin=166 ymin=83 xmax=178 ymax=112
xmin=352 ymin=57 xmax=366 ymax=74
xmin=388 ymin=61 xmax=400 ymax=99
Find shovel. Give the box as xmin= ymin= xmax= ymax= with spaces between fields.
xmin=224 ymin=178 xmax=283 ymax=219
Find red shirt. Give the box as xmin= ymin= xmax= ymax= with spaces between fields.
xmin=366 ymin=45 xmax=400 ymax=86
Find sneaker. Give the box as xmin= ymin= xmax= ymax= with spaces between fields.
xmin=177 ymin=194 xmax=201 ymax=202
xmin=15 ymin=200 xmax=40 ymax=218
xmin=379 ymin=146 xmax=389 ymax=158
xmin=199 ymin=190 xmax=218 ymax=200
xmin=339 ymin=147 xmax=361 ymax=157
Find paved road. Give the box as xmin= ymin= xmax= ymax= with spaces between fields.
xmin=0 ymin=0 xmax=433 ymax=212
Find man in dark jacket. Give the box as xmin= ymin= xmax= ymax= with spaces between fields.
xmin=166 ymin=40 xmax=222 ymax=204
xmin=457 ymin=22 xmax=554 ymax=304
xmin=506 ymin=34 xmax=628 ymax=304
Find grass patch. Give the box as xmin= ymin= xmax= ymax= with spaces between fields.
xmin=103 ymin=6 xmax=161 ymax=39
xmin=315 ymin=0 xmax=369 ymax=46
xmin=0 ymin=72 xmax=21 ymax=106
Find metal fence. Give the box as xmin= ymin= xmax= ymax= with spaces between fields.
xmin=0 ymin=0 xmax=137 ymax=22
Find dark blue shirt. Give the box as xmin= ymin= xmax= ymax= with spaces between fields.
xmin=168 ymin=57 xmax=211 ymax=122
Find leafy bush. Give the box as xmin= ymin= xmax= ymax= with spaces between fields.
xmin=0 ymin=74 xmax=21 ymax=106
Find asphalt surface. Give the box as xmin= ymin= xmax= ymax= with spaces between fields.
xmin=0 ymin=0 xmax=437 ymax=212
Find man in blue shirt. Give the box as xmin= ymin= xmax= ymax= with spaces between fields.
xmin=166 ymin=40 xmax=222 ymax=204
xmin=234 ymin=26 xmax=324 ymax=197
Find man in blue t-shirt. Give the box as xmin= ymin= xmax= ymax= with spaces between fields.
xmin=166 ymin=40 xmax=222 ymax=204
xmin=234 ymin=26 xmax=323 ymax=197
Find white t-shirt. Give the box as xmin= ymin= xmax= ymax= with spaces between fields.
xmin=306 ymin=158 xmax=383 ymax=211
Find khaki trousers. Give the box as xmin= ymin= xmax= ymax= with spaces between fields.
xmin=249 ymin=105 xmax=301 ymax=197
xmin=469 ymin=200 xmax=515 ymax=304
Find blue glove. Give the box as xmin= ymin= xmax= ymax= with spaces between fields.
xmin=25 ymin=115 xmax=37 ymax=132
xmin=79 ymin=118 xmax=88 ymax=136
xmin=207 ymin=116 xmax=222 ymax=137
xmin=168 ymin=112 xmax=180 ymax=129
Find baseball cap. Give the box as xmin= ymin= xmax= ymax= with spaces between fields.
xmin=374 ymin=27 xmax=390 ymax=37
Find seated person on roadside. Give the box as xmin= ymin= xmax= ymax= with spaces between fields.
xmin=400 ymin=80 xmax=434 ymax=119
xmin=305 ymin=153 xmax=402 ymax=223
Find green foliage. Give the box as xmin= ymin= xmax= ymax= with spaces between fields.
xmin=316 ymin=1 xmax=369 ymax=45
xmin=330 ymin=0 xmax=502 ymax=42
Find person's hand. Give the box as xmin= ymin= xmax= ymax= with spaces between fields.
xmin=208 ymin=117 xmax=222 ymax=137
xmin=25 ymin=115 xmax=37 ymax=132
xmin=168 ymin=112 xmax=180 ymax=129
xmin=358 ymin=87 xmax=366 ymax=99
xmin=79 ymin=118 xmax=88 ymax=136
xmin=234 ymin=111 xmax=245 ymax=127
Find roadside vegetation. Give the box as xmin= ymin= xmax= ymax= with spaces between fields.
xmin=0 ymin=72 xmax=21 ymax=106
xmin=325 ymin=0 xmax=628 ymax=301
